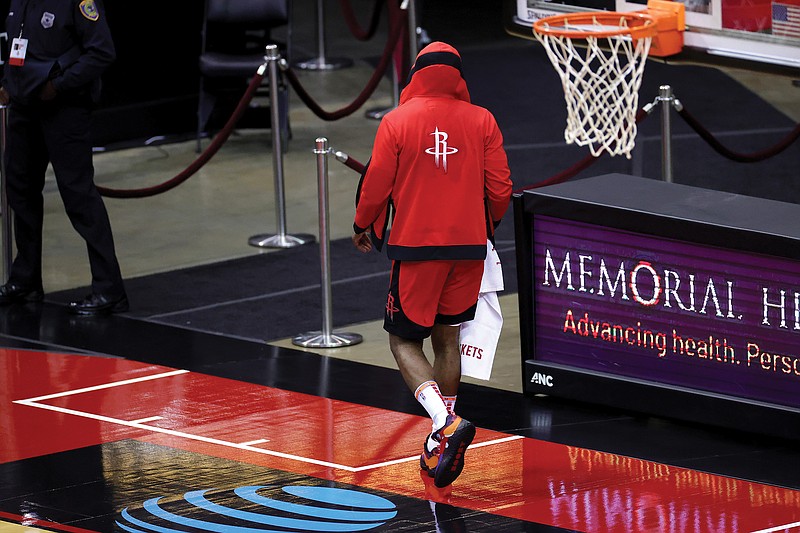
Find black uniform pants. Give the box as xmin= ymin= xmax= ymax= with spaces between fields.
xmin=4 ymin=99 xmax=125 ymax=297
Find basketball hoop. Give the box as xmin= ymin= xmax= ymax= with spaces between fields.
xmin=533 ymin=11 xmax=657 ymax=159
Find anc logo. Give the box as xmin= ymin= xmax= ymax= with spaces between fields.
xmin=116 ymin=484 xmax=398 ymax=532
xmin=79 ymin=0 xmax=99 ymax=21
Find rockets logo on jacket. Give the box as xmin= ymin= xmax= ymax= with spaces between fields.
xmin=425 ymin=127 xmax=458 ymax=172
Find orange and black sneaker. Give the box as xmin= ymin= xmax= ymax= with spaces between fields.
xmin=420 ymin=414 xmax=475 ymax=488
xmin=420 ymin=435 xmax=440 ymax=475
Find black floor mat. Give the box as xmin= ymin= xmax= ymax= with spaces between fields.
xmin=49 ymin=238 xmax=519 ymax=342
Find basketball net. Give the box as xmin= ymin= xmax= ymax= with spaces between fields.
xmin=534 ymin=14 xmax=654 ymax=159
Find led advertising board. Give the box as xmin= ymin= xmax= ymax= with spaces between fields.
xmin=514 ymin=174 xmax=800 ymax=438
xmin=534 ymin=215 xmax=799 ymax=407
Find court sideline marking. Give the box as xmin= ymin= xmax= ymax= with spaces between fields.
xmin=12 ymin=368 xmax=523 ymax=473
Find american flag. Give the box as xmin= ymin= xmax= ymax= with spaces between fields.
xmin=772 ymin=0 xmax=800 ymax=37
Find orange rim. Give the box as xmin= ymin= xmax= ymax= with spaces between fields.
xmin=533 ymin=11 xmax=657 ymax=40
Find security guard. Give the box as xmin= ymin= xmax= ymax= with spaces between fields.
xmin=0 ymin=0 xmax=128 ymax=315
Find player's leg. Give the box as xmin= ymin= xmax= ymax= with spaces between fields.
xmin=384 ymin=260 xmax=474 ymax=486
xmin=385 ymin=260 xmax=451 ymax=431
xmin=421 ymin=260 xmax=483 ymax=486
xmin=433 ymin=259 xmax=483 ymax=415
xmin=431 ymin=324 xmax=460 ymax=402
xmin=420 ymin=261 xmax=483 ymax=487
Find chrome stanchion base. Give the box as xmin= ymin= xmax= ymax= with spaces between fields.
xmin=292 ymin=331 xmax=363 ymax=348
xmin=293 ymin=57 xmax=354 ymax=71
xmin=248 ymin=233 xmax=316 ymax=249
xmin=364 ymin=106 xmax=394 ymax=120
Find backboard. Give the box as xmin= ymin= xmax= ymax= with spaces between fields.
xmin=505 ymin=0 xmax=800 ymax=74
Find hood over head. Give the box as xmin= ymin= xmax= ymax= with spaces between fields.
xmin=399 ymin=41 xmax=470 ymax=105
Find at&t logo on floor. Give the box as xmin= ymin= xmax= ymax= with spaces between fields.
xmin=116 ymin=484 xmax=397 ymax=532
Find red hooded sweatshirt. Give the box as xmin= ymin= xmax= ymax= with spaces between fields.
xmin=354 ymin=41 xmax=513 ymax=261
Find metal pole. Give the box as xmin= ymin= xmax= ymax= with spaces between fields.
xmin=317 ymin=137 xmax=333 ymax=337
xmin=293 ymin=0 xmax=352 ymax=71
xmin=0 ymin=105 xmax=12 ymax=282
xmin=406 ymin=0 xmax=419 ymax=62
xmin=659 ymin=85 xmax=674 ymax=183
xmin=249 ymin=45 xmax=315 ymax=249
xmin=365 ymin=56 xmax=399 ymax=120
xmin=366 ymin=0 xmax=418 ymax=120
xmin=293 ymin=138 xmax=362 ymax=349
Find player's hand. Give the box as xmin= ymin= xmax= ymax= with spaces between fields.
xmin=0 ymin=87 xmax=9 ymax=106
xmin=352 ymin=232 xmax=372 ymax=253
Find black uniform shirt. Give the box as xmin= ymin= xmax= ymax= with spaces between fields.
xmin=2 ymin=0 xmax=115 ymax=103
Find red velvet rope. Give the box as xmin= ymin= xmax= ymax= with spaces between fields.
xmin=283 ymin=1 xmax=406 ymax=121
xmin=97 ymin=70 xmax=266 ymax=198
xmin=511 ymin=109 xmax=650 ymax=193
xmin=340 ymin=154 xmax=366 ymax=174
xmin=105 ymin=7 xmax=793 ymax=202
xmin=95 ymin=0 xmax=404 ymax=199
xmin=338 ymin=112 xmax=654 ymax=188
xmin=342 ymin=150 xmax=599 ymax=194
xmin=677 ymin=107 xmax=800 ymax=163
xmin=512 ymin=152 xmax=597 ymax=194
xmin=339 ymin=0 xmax=385 ymax=41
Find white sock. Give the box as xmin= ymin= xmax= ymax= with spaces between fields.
xmin=442 ymin=395 xmax=457 ymax=415
xmin=414 ymin=380 xmax=449 ymax=431
xmin=426 ymin=432 xmax=440 ymax=453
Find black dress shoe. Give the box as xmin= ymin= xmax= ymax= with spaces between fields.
xmin=0 ymin=282 xmax=44 ymax=305
xmin=68 ymin=293 xmax=129 ymax=316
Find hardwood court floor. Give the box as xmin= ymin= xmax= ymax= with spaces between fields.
xmin=1 ymin=302 xmax=800 ymax=532
xmin=2 ymin=2 xmax=799 ymax=531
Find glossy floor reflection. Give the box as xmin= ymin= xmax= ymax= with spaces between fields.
xmin=3 ymin=347 xmax=800 ymax=533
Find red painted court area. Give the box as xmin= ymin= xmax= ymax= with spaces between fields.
xmin=2 ymin=348 xmax=800 ymax=532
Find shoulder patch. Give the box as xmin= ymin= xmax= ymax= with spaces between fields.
xmin=79 ymin=0 xmax=100 ymax=21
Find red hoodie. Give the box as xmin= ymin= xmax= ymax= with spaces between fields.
xmin=354 ymin=42 xmax=512 ymax=261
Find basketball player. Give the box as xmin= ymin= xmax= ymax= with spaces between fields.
xmin=352 ymin=42 xmax=512 ymax=488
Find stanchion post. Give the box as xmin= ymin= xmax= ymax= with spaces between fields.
xmin=0 ymin=105 xmax=12 ymax=282
xmin=294 ymin=0 xmax=353 ymax=71
xmin=292 ymin=138 xmax=362 ymax=349
xmin=249 ymin=45 xmax=316 ymax=249
xmin=644 ymin=84 xmax=683 ymax=184
xmin=406 ymin=0 xmax=419 ymax=61
xmin=659 ymin=85 xmax=674 ymax=183
xmin=364 ymin=56 xmax=399 ymax=120
xmin=366 ymin=0 xmax=418 ymax=120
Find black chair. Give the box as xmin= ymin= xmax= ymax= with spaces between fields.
xmin=197 ymin=0 xmax=291 ymax=153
